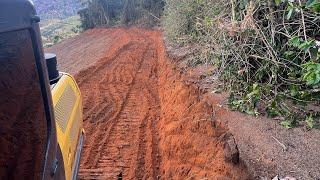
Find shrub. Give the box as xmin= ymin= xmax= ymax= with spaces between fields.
xmin=162 ymin=0 xmax=320 ymax=128
xmin=78 ymin=0 xmax=164 ymax=30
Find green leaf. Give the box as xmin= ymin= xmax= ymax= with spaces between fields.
xmin=306 ymin=0 xmax=318 ymax=8
xmin=298 ymin=40 xmax=316 ymax=51
xmin=290 ymin=85 xmax=299 ymax=96
xmin=281 ymin=120 xmax=293 ymax=129
xmin=315 ymin=73 xmax=320 ymax=84
xmin=305 ymin=115 xmax=314 ymax=129
xmin=288 ymin=37 xmax=302 ymax=47
xmin=311 ymin=3 xmax=320 ymax=12
xmin=302 ymin=61 xmax=315 ymax=68
xmin=306 ymin=73 xmax=317 ymax=85
xmin=286 ymin=8 xmax=294 ymax=20
xmin=275 ymin=0 xmax=281 ymax=6
xmin=301 ymin=62 xmax=320 ymax=86
xmin=284 ymin=51 xmax=296 ymax=61
xmin=306 ymin=0 xmax=320 ymax=12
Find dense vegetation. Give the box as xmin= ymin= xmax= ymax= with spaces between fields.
xmin=162 ymin=0 xmax=320 ymax=128
xmin=41 ymin=0 xmax=319 ymax=128
xmin=33 ymin=0 xmax=81 ymax=20
xmin=78 ymin=0 xmax=164 ymax=29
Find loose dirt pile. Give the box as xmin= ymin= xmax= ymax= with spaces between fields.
xmin=48 ymin=28 xmax=250 ymax=179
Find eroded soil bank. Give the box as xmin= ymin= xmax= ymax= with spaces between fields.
xmin=166 ymin=40 xmax=320 ymax=179
xmin=48 ymin=28 xmax=250 ymax=179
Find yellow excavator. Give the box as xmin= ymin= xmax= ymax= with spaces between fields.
xmin=0 ymin=0 xmax=84 ymax=179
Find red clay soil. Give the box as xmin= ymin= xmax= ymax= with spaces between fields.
xmin=46 ymin=29 xmax=129 ymax=75
xmin=166 ymin=43 xmax=320 ymax=179
xmin=47 ymin=28 xmax=250 ymax=179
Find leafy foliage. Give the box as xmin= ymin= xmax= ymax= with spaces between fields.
xmin=162 ymin=0 xmax=320 ymax=128
xmin=302 ymin=62 xmax=320 ymax=86
xmin=78 ymin=0 xmax=164 ymax=30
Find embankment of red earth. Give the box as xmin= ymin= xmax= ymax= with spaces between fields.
xmin=166 ymin=41 xmax=320 ymax=179
xmin=150 ymin=30 xmax=250 ymax=179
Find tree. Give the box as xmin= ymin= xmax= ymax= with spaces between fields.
xmin=78 ymin=0 xmax=164 ymax=30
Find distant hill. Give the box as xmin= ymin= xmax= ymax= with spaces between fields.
xmin=32 ymin=0 xmax=82 ymax=20
xmin=32 ymin=0 xmax=83 ymax=47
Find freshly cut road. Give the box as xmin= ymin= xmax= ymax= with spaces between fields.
xmin=47 ymin=28 xmax=249 ymax=179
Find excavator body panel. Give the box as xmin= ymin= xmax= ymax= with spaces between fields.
xmin=51 ymin=73 xmax=84 ymax=180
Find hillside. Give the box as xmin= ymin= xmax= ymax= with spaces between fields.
xmin=40 ymin=16 xmax=81 ymax=47
xmin=32 ymin=0 xmax=83 ymax=47
xmin=33 ymin=0 xmax=82 ymax=20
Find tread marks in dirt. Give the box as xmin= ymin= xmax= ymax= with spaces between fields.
xmin=63 ymin=29 xmax=251 ymax=179
xmin=77 ymin=37 xmax=161 ymax=179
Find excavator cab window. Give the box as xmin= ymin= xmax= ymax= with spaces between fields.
xmin=0 ymin=29 xmax=48 ymax=179
xmin=0 ymin=1 xmax=59 ymax=179
xmin=0 ymin=1 xmax=82 ymax=179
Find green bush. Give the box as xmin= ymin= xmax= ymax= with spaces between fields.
xmin=163 ymin=0 xmax=320 ymax=128
xmin=78 ymin=0 xmax=164 ymax=29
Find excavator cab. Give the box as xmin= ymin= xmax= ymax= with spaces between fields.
xmin=0 ymin=0 xmax=84 ymax=179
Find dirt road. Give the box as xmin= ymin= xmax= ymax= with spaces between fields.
xmin=48 ymin=28 xmax=249 ymax=179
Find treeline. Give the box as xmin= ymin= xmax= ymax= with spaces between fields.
xmin=78 ymin=0 xmax=164 ymax=29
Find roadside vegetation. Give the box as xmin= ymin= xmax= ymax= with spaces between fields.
xmin=78 ymin=0 xmax=164 ymax=29
xmin=162 ymin=0 xmax=320 ymax=128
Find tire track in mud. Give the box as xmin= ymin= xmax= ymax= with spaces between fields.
xmin=52 ymin=29 xmax=251 ymax=179
xmin=77 ymin=34 xmax=161 ymax=179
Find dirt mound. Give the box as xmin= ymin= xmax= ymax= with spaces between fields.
xmin=48 ymin=28 xmax=250 ymax=179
